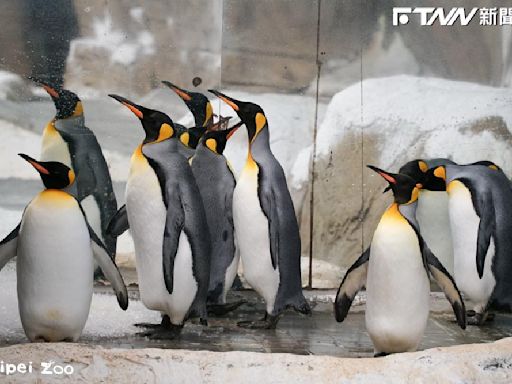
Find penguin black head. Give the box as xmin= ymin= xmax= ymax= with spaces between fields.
xmin=208 ymin=90 xmax=266 ymax=142
xmin=382 ymin=159 xmax=429 ymax=193
xmin=162 ymin=81 xmax=213 ymax=127
xmin=368 ymin=165 xmax=422 ymax=205
xmin=423 ymin=166 xmax=448 ymax=191
xmin=108 ymin=94 xmax=176 ymax=144
xmin=202 ymin=121 xmax=242 ymax=155
xmin=31 ymin=78 xmax=83 ymax=120
xmin=19 ymin=154 xmax=75 ymax=190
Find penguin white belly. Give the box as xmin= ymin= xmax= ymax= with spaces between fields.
xmin=417 ymin=191 xmax=454 ymax=274
xmin=81 ymin=195 xmax=103 ymax=242
xmin=223 ymin=244 xmax=240 ymax=303
xmin=40 ymin=125 xmax=72 ymax=168
xmin=17 ymin=191 xmax=93 ymax=342
xmin=233 ymin=166 xmax=279 ymax=314
xmin=366 ymin=217 xmax=429 ymax=354
xmin=126 ymin=158 xmax=197 ymax=324
xmin=448 ymin=181 xmax=495 ymax=312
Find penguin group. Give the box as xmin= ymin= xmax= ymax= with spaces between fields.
xmin=0 ymin=79 xmax=310 ymax=342
xmin=334 ymin=158 xmax=512 ymax=356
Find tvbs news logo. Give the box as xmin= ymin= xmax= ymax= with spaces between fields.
xmin=393 ymin=7 xmax=478 ymax=26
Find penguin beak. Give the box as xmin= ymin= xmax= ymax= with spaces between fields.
xmin=367 ymin=165 xmax=397 ymax=185
xmin=108 ymin=94 xmax=144 ymax=119
xmin=208 ymin=90 xmax=240 ymax=111
xmin=18 ymin=154 xmax=50 ymax=175
xmin=161 ymin=81 xmax=192 ymax=101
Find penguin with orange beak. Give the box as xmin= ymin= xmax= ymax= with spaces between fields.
xmin=0 ymin=154 xmax=127 ymax=342
xmin=335 ymin=165 xmax=465 ymax=356
xmin=209 ymin=90 xmax=310 ymax=328
xmin=108 ymin=94 xmax=210 ymax=338
xmin=31 ymin=79 xmax=118 ymax=268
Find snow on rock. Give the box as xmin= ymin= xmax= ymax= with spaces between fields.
xmin=0 ymin=70 xmax=31 ymax=101
xmin=0 ymin=338 xmax=510 ymax=383
xmin=311 ymin=75 xmax=512 ymax=278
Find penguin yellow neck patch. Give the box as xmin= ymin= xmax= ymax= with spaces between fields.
xmin=37 ymin=190 xmax=76 ymax=206
xmin=206 ymin=138 xmax=218 ymax=153
xmin=447 ymin=179 xmax=467 ymax=195
xmin=180 ymin=132 xmax=190 ymax=147
xmin=381 ymin=203 xmax=407 ymax=224
xmin=156 ymin=123 xmax=173 ymax=142
xmin=72 ymin=101 xmax=84 ymax=117
xmin=204 ymin=102 xmax=213 ymax=126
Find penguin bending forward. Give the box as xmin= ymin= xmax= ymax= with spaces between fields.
xmin=209 ymin=90 xmax=311 ymax=329
xmin=335 ymin=166 xmax=465 ymax=356
xmin=429 ymin=163 xmax=512 ymax=325
xmin=0 ymin=155 xmax=127 ymax=342
xmin=34 ymin=80 xmax=118 ymax=263
xmin=109 ymin=94 xmax=211 ymax=338
xmin=190 ymin=122 xmax=245 ymax=315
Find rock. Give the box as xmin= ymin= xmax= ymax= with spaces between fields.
xmin=305 ymin=75 xmax=512 ymax=280
xmin=0 ymin=338 xmax=510 ymax=382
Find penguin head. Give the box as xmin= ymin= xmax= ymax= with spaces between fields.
xmin=162 ymin=81 xmax=213 ymax=127
xmin=202 ymin=121 xmax=242 ymax=155
xmin=174 ymin=124 xmax=192 ymax=148
xmin=382 ymin=159 xmax=429 ymax=193
xmin=19 ymin=154 xmax=75 ymax=189
xmin=423 ymin=165 xmax=449 ymax=192
xmin=31 ymin=79 xmax=83 ymax=119
xmin=209 ymin=90 xmax=266 ymax=142
xmin=367 ymin=165 xmax=422 ymax=205
xmin=109 ymin=94 xmax=176 ymax=144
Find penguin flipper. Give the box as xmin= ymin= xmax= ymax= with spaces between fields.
xmin=259 ymin=187 xmax=279 ymax=270
xmin=0 ymin=223 xmax=20 ymax=271
xmin=334 ymin=248 xmax=369 ymax=323
xmin=88 ymin=225 xmax=129 ymax=310
xmin=424 ymin=247 xmax=466 ymax=329
xmin=475 ymin=195 xmax=495 ymax=279
xmin=162 ymin=194 xmax=185 ymax=295
xmin=107 ymin=204 xmax=129 ymax=237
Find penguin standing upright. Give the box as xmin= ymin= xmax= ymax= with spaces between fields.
xmin=209 ymin=90 xmax=310 ymax=328
xmin=108 ymin=94 xmax=211 ymax=338
xmin=190 ymin=122 xmax=244 ymax=314
xmin=0 ymin=155 xmax=127 ymax=342
xmin=398 ymin=158 xmax=456 ymax=274
xmin=33 ymin=80 xmax=118 ymax=261
xmin=430 ymin=163 xmax=512 ymax=325
xmin=335 ymin=166 xmax=465 ymax=356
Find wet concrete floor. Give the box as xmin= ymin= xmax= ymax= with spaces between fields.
xmin=3 ymin=288 xmax=510 ymax=358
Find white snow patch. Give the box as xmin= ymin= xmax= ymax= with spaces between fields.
xmin=291 ymin=146 xmax=312 ymax=189
xmin=316 ymin=75 xmax=512 ymax=171
xmin=69 ymin=11 xmax=155 ymax=67
xmin=0 ymin=70 xmax=24 ymax=100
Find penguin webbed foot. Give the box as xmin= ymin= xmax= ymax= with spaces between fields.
xmin=207 ymin=299 xmax=247 ymax=317
xmin=137 ymin=321 xmax=183 ymax=340
xmin=134 ymin=314 xmax=171 ymax=329
xmin=237 ymin=313 xmax=281 ymax=329
xmin=466 ymin=311 xmax=495 ymax=326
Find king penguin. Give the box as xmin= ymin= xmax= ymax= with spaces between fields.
xmin=162 ymin=80 xmax=214 ymax=148
xmin=33 ymin=80 xmax=118 ymax=263
xmin=209 ymin=90 xmax=310 ymax=329
xmin=0 ymin=154 xmax=127 ymax=342
xmin=335 ymin=165 xmax=465 ymax=356
xmin=108 ymin=94 xmax=211 ymax=338
xmin=430 ymin=163 xmax=512 ymax=325
xmin=190 ymin=122 xmax=245 ymax=315
xmin=397 ymin=158 xmax=456 ymax=274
